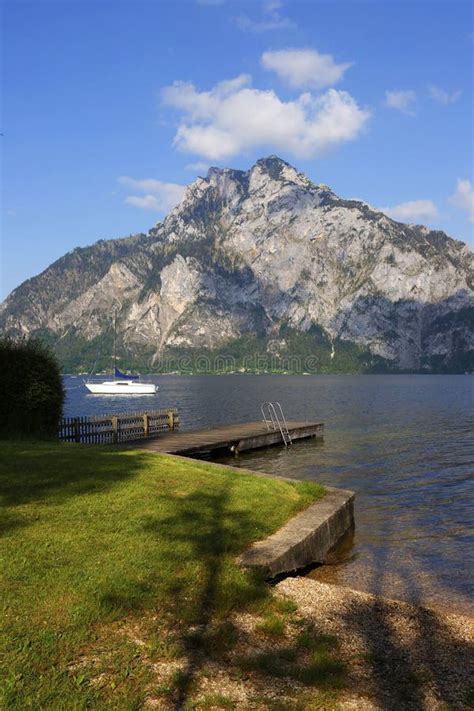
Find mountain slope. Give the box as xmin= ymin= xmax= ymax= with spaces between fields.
xmin=1 ymin=156 xmax=473 ymax=372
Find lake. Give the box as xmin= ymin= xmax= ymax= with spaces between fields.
xmin=64 ymin=374 xmax=474 ymax=616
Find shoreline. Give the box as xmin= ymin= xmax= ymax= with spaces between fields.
xmin=276 ymin=577 xmax=474 ymax=710
xmin=175 ymin=452 xmax=472 ymax=619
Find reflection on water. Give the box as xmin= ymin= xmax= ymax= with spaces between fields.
xmin=64 ymin=374 xmax=474 ymax=615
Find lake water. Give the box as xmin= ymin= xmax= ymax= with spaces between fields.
xmin=64 ymin=374 xmax=474 ymax=616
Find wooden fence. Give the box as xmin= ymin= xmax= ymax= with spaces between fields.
xmin=58 ymin=408 xmax=179 ymax=444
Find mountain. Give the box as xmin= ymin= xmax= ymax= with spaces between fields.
xmin=1 ymin=156 xmax=473 ymax=373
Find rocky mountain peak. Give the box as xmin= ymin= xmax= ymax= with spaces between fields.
xmin=204 ymin=155 xmax=309 ymax=198
xmin=1 ymin=157 xmax=472 ymax=373
xmin=255 ymin=155 xmax=292 ymax=177
xmin=252 ymin=155 xmax=309 ymax=187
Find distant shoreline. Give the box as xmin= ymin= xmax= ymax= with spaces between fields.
xmin=63 ymin=370 xmax=474 ymax=376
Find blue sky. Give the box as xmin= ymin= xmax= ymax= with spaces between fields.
xmin=2 ymin=0 xmax=473 ymax=300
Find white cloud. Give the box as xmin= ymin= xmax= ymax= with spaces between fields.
xmin=262 ymin=48 xmax=352 ymax=89
xmin=161 ymin=75 xmax=370 ymax=160
xmin=236 ymin=0 xmax=296 ymax=33
xmin=449 ymin=178 xmax=474 ymax=222
xmin=162 ymin=74 xmax=251 ymax=121
xmin=385 ymin=89 xmax=416 ymax=115
xmin=185 ymin=161 xmax=211 ymax=172
xmin=428 ymin=85 xmax=462 ymax=105
xmin=117 ymin=176 xmax=186 ymax=212
xmin=381 ymin=199 xmax=439 ymax=222
xmin=125 ymin=195 xmax=163 ymax=210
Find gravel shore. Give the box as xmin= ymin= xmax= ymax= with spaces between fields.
xmin=140 ymin=577 xmax=473 ymax=709
xmin=276 ymin=577 xmax=474 ymax=710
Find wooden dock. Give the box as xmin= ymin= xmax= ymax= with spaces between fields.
xmin=133 ymin=420 xmax=324 ymax=457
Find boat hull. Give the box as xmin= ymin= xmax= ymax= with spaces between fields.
xmin=84 ymin=381 xmax=157 ymax=395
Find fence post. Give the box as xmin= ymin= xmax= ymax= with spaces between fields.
xmin=74 ymin=418 xmax=80 ymax=443
xmin=167 ymin=410 xmax=175 ymax=431
xmin=143 ymin=413 xmax=149 ymax=438
xmin=111 ymin=416 xmax=119 ymax=444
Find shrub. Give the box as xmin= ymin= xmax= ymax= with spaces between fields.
xmin=0 ymin=337 xmax=64 ymax=438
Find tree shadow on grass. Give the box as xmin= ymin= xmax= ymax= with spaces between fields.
xmin=141 ymin=479 xmax=273 ymax=708
xmin=236 ymin=625 xmax=346 ymax=695
xmin=0 ymin=442 xmax=144 ymax=535
xmin=140 ymin=479 xmax=348 ymax=709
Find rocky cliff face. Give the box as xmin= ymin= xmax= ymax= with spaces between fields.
xmin=1 ymin=156 xmax=473 ymax=371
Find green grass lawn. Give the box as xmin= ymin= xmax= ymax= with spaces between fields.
xmin=0 ymin=440 xmax=326 ymax=710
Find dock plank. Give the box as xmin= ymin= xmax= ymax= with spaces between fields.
xmin=131 ymin=420 xmax=324 ymax=456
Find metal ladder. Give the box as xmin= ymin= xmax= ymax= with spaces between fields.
xmin=261 ymin=401 xmax=292 ymax=447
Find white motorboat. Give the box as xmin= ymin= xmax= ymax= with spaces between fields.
xmin=85 ymin=379 xmax=156 ymax=395
xmin=84 ymin=310 xmax=157 ymax=395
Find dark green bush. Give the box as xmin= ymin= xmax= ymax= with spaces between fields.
xmin=0 ymin=337 xmax=64 ymax=438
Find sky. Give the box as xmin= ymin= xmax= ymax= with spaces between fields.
xmin=1 ymin=0 xmax=473 ymax=300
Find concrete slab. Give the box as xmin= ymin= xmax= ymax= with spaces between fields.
xmin=238 ymin=486 xmax=355 ymax=578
